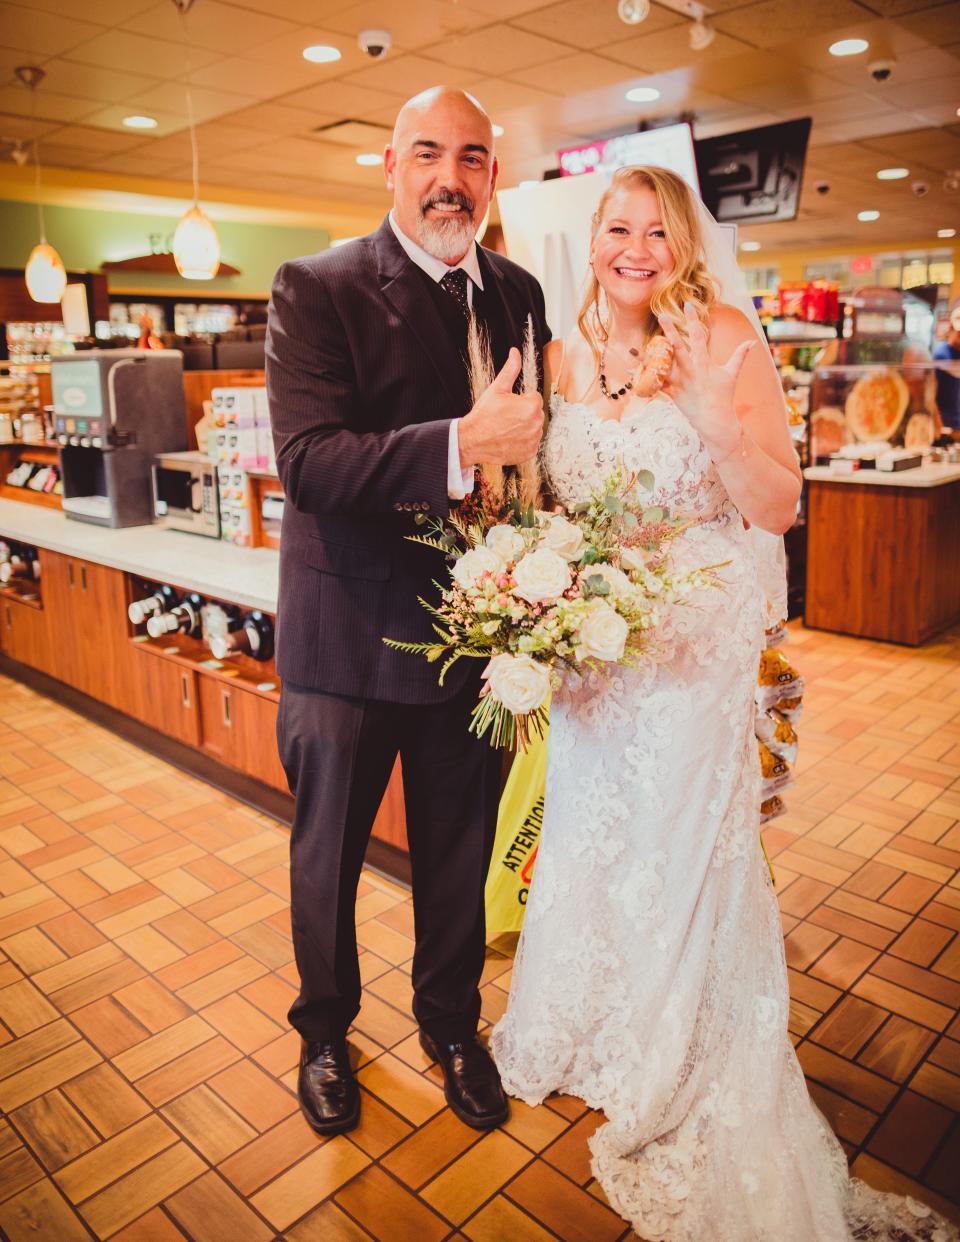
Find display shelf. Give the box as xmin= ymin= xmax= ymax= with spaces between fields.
xmin=0 ymin=582 xmax=42 ymax=610
xmin=129 ymin=633 xmax=280 ymax=701
xmin=0 ymin=442 xmax=61 ymax=509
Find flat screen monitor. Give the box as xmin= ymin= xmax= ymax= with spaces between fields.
xmin=61 ymin=283 xmax=91 ymax=337
xmin=557 ymin=122 xmax=700 ymax=194
xmin=694 ymin=118 xmax=812 ymax=225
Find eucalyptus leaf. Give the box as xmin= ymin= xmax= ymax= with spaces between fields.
xmin=623 ymin=511 xmax=638 ymax=528
xmin=603 ymin=494 xmax=624 ymax=514
xmin=585 ymin=575 xmax=611 ymax=596
xmin=636 ymin=469 xmax=655 ymax=491
xmin=643 ymin=506 xmax=665 ymax=523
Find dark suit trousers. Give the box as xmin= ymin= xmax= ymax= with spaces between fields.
xmin=277 ymin=677 xmax=502 ymax=1044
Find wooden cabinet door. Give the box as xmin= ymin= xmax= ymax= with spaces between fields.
xmin=37 ymin=549 xmax=77 ymax=685
xmin=72 ymin=559 xmax=130 ymax=707
xmin=136 ymin=652 xmax=200 ymax=747
xmin=0 ymin=598 xmax=52 ymax=671
xmin=197 ymin=676 xmax=287 ymax=791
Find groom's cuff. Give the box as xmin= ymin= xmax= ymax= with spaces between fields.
xmin=447 ymin=419 xmax=475 ymax=500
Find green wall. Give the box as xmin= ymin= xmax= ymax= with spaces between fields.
xmin=0 ymin=198 xmax=333 ymax=294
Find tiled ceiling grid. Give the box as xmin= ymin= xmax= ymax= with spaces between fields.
xmin=0 ymin=0 xmax=958 ymax=250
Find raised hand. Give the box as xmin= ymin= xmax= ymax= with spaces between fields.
xmin=458 ymin=347 xmax=544 ymax=468
xmin=657 ymin=302 xmax=755 ymax=457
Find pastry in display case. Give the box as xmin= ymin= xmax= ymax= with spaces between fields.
xmin=809 ymin=362 xmax=958 ymax=465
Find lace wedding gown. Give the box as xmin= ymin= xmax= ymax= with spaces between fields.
xmin=491 ymin=393 xmax=956 ymax=1242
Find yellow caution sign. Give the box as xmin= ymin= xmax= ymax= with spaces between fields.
xmin=484 ymin=725 xmax=548 ymax=934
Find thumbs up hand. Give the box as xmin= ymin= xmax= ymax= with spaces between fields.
xmin=457 ymin=347 xmax=544 ymax=469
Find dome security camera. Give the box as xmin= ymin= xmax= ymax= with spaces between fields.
xmin=815 ymin=181 xmax=831 ymax=195
xmin=911 ymin=180 xmax=930 ymax=198
xmin=359 ymin=29 xmax=392 ymax=58
xmin=868 ymin=58 xmax=895 ymax=82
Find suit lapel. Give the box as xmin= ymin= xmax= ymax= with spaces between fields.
xmin=373 ymin=219 xmax=471 ymax=414
xmin=476 ymin=245 xmax=525 ymax=364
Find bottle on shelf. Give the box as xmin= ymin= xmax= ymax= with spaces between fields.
xmin=201 ymin=601 xmax=242 ymax=655
xmin=146 ymin=591 xmax=205 ymax=639
xmin=0 ymin=546 xmax=40 ymax=584
xmin=208 ymin=609 xmax=274 ymax=662
xmin=128 ymin=584 xmax=178 ymax=626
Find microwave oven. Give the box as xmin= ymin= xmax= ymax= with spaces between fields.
xmin=152 ymin=451 xmax=220 ymax=538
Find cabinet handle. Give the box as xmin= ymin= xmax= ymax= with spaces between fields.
xmin=4 ymin=604 xmax=10 ymax=627
xmin=180 ymin=672 xmax=192 ymax=709
xmin=221 ymin=688 xmax=232 ymax=727
xmin=80 ymin=565 xmax=88 ymax=592
xmin=67 ymin=562 xmax=75 ymax=588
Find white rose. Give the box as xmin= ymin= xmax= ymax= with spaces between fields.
xmin=620 ymin=545 xmax=645 ymax=573
xmin=512 ymin=547 xmax=571 ymax=603
xmin=451 ymin=545 xmax=503 ymax=590
xmin=584 ymin=562 xmax=634 ymax=600
xmin=540 ymin=514 xmax=586 ymax=561
xmin=578 ymin=600 xmax=628 ymax=662
xmin=485 ymin=654 xmax=550 ymax=713
xmin=485 ymin=524 xmax=524 ymax=561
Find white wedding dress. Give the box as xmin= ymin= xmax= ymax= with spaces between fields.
xmin=491 ymin=392 xmax=956 ymax=1242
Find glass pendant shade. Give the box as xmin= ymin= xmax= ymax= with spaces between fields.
xmin=25 ymin=242 xmax=67 ymax=302
xmin=172 ymin=204 xmax=221 ymax=279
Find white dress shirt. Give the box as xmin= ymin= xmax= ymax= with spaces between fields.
xmin=388 ymin=211 xmax=478 ymax=499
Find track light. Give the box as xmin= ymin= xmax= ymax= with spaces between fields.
xmin=689 ymin=5 xmax=715 ymax=50
xmin=15 ymin=66 xmax=67 ymax=304
xmin=617 ymin=0 xmax=651 ymax=23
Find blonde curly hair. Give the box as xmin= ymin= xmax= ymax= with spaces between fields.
xmin=578 ymin=165 xmax=720 ymax=371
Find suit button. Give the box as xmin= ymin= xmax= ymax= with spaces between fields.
xmin=393 ymin=502 xmax=402 ymax=511
xmin=402 ymin=502 xmax=412 ymax=511
xmin=422 ymin=502 xmax=431 ymax=512
xmin=411 ymin=502 xmax=421 ymax=512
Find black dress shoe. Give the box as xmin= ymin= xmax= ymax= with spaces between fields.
xmin=419 ymin=1030 xmax=509 ymax=1130
xmin=298 ymin=1038 xmax=360 ymax=1135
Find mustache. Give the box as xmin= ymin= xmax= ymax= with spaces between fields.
xmin=420 ymin=190 xmax=475 ymax=216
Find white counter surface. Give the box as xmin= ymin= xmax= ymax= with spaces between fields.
xmin=803 ymin=462 xmax=960 ymax=489
xmin=0 ymin=500 xmax=279 ymax=611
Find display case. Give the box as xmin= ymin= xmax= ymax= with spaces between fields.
xmin=808 ymin=361 xmax=959 ymax=464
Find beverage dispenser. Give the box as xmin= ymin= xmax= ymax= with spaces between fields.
xmin=51 ymin=350 xmax=187 ymax=527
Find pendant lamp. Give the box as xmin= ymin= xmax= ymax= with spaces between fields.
xmin=16 ymin=66 xmax=67 ymax=304
xmin=171 ymin=0 xmax=220 ymax=280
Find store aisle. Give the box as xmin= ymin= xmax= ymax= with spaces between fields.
xmin=0 ymin=623 xmax=957 ymax=1241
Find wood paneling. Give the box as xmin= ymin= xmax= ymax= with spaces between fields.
xmin=805 ymin=480 xmax=960 ymax=646
xmin=0 ymin=270 xmax=108 ymax=326
xmin=0 ymin=593 xmax=50 ymax=669
xmin=134 ymin=650 xmax=200 ymax=748
xmin=196 ymin=677 xmax=286 ymax=792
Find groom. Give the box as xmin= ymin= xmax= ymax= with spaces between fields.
xmin=266 ymin=87 xmax=550 ymax=1135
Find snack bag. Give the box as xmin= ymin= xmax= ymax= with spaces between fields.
xmin=755 ymin=708 xmax=799 ymax=765
xmin=758 ymin=739 xmax=794 ymax=797
xmin=760 ymin=795 xmax=786 ymax=824
xmin=757 ymin=649 xmax=805 ymax=712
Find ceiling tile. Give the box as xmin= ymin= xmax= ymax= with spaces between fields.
xmin=26 ymin=0 xmax=155 ymax=22
xmin=278 ymin=79 xmax=403 ymax=119
xmin=601 ymin=26 xmax=754 ymax=74
xmin=244 ymin=24 xmax=369 ymax=71
xmin=217 ymin=0 xmax=353 ymax=18
xmin=713 ymin=0 xmax=873 ymax=47
xmin=510 ymin=0 xmax=682 ymax=51
xmin=0 ymin=109 xmax=60 ymax=140
xmin=424 ymin=24 xmax=574 ymax=76
xmin=32 ymin=58 xmax=162 ymax=104
xmin=877 ymin=70 xmax=960 ymax=109
xmin=0 ymin=3 xmax=105 ymax=58
xmin=340 ymin=53 xmax=484 ymax=95
xmin=891 ymin=1 xmax=960 ymax=44
xmin=456 ymin=0 xmax=554 ymax=16
xmin=121 ymin=0 xmax=300 ymax=56
xmin=62 ymin=29 xmax=222 ymax=79
xmin=186 ymin=55 xmax=319 ymax=99
xmin=222 ymin=101 xmax=339 ymax=134
xmin=325 ymin=0 xmax=491 ymax=49
xmin=507 ymin=52 xmax=636 ymax=95
xmin=0 ymin=85 xmax=99 ymax=124
xmin=127 ymin=82 xmax=258 ymax=126
xmin=77 ymin=103 xmax=186 ymax=137
xmin=309 ymin=119 xmax=391 ymax=147
xmin=41 ymin=123 xmax=146 ymax=153
xmin=90 ymin=150 xmax=183 ymax=177
xmin=855 ymin=0 xmax=956 ymax=13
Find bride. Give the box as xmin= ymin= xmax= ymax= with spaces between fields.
xmin=490 ymin=166 xmax=956 ymax=1242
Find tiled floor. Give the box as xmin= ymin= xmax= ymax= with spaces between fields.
xmin=0 ymin=620 xmax=958 ymax=1240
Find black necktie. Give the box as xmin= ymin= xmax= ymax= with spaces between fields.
xmin=439 ymin=267 xmax=470 ymax=318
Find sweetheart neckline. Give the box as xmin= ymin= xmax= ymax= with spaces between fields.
xmin=550 ymin=391 xmax=680 ymax=431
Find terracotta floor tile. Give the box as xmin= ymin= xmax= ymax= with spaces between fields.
xmin=285 ymin=1200 xmax=372 ymax=1241
xmin=114 ymin=976 xmax=190 ymax=1034
xmin=10 ymin=1090 xmax=99 ymax=1172
xmin=165 ymin=1169 xmax=273 ymax=1242
xmin=78 ymin=1143 xmax=206 ymax=1239
xmin=871 ymin=955 xmax=960 ymax=1008
xmin=136 ymin=1035 xmax=242 ymax=1108
xmin=857 ymin=1015 xmax=938 ymax=1082
xmin=347 ymin=1087 xmax=414 ymax=1159
xmin=852 ymin=973 xmax=954 ymax=1031
xmin=808 ymin=905 xmax=897 ymax=950
xmin=382 ymin=1108 xmax=482 ymax=1190
xmin=421 ymin=1129 xmax=532 ymax=1225
xmin=357 ymin=1053 xmax=444 ymax=1126
xmin=867 ymin=1090 xmax=954 ymax=1177
xmin=463 ymin=1194 xmax=557 ymax=1242
xmin=506 ymin=1159 xmax=624 ymax=1242
xmin=38 ymin=911 xmax=105 ymax=956
xmin=161 ymin=1083 xmax=257 ymax=1164
xmin=542 ymin=1110 xmax=604 ymax=1185
xmin=209 ymin=1057 xmax=298 ymax=1132
xmin=250 ymin=1136 xmax=370 ymax=1233
xmin=199 ymin=993 xmax=284 ymax=1054
xmin=335 ymin=1165 xmax=449 ymax=1241
xmin=0 ymin=1178 xmax=92 ymax=1242
xmin=62 ymin=1063 xmax=152 ymax=1139
xmin=890 ymin=919 xmax=954 ymax=968
xmin=71 ymin=995 xmax=151 ymax=1058
xmin=218 ymin=1112 xmax=324 ymax=1198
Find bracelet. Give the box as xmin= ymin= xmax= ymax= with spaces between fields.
xmin=713 ymin=427 xmax=749 ymax=467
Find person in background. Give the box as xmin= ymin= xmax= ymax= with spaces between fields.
xmin=933 ymin=299 xmax=960 ymax=431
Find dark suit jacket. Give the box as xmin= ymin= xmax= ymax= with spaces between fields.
xmin=265 ymin=217 xmax=551 ymax=703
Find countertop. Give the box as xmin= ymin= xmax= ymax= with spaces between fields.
xmin=0 ymin=500 xmax=279 ymax=611
xmin=803 ymin=462 xmax=960 ymax=489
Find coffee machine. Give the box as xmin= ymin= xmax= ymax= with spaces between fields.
xmin=51 ymin=350 xmax=187 ymax=527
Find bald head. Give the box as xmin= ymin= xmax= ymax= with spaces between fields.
xmin=392 ymin=86 xmax=493 ymax=150
xmin=385 ymin=85 xmax=498 ymax=265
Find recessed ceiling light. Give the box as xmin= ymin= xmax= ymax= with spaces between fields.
xmin=356 ymin=152 xmax=383 ymax=166
xmin=876 ymin=167 xmax=908 ymax=180
xmin=625 ymin=86 xmax=661 ymax=103
xmin=123 ymin=115 xmax=158 ymax=129
xmin=829 ymin=38 xmax=869 ymax=57
xmin=492 ymin=124 xmax=504 ymax=138
xmin=740 ymin=240 xmax=761 ymax=251
xmin=618 ymin=0 xmax=650 ymax=23
xmin=303 ymin=44 xmax=341 ymax=63
xmin=858 ymin=209 xmax=880 ymax=221
xmin=938 ymin=228 xmax=956 ymax=238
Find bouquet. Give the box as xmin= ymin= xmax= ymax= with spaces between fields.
xmin=385 ymin=468 xmax=724 ymax=749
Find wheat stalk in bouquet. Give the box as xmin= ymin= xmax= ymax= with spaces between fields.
xmin=469 ymin=313 xmax=543 ymax=512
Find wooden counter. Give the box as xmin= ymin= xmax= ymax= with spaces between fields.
xmin=804 ymin=466 xmax=960 ymax=645
xmin=0 ymin=507 xmax=410 ymax=875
